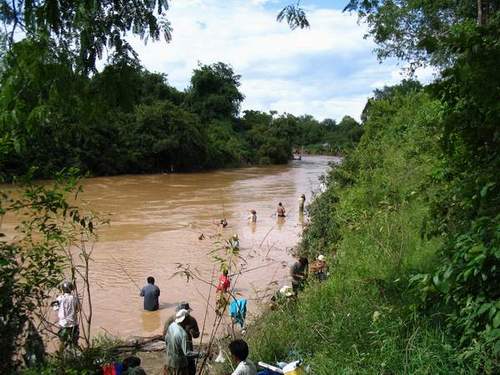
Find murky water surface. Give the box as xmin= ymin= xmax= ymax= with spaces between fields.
xmin=3 ymin=156 xmax=336 ymax=341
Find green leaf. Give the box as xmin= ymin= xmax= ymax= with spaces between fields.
xmin=493 ymin=312 xmax=500 ymax=328
xmin=480 ymin=182 xmax=495 ymax=198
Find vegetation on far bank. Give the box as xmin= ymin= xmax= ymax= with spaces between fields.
xmin=0 ymin=43 xmax=362 ymax=181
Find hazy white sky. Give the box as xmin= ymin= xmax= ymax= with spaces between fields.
xmin=129 ymin=0 xmax=435 ymax=121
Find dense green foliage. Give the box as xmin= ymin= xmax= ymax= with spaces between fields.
xmin=0 ymin=39 xmax=358 ymax=180
xmin=0 ymin=0 xmax=360 ymax=181
xmin=0 ymin=171 xmax=99 ymax=373
xmin=244 ymin=84 xmax=464 ymax=374
xmin=1 ymin=0 xmax=172 ymax=73
xmin=249 ymin=1 xmax=499 ymax=373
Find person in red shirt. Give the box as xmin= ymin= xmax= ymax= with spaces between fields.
xmin=216 ymin=269 xmax=230 ymax=292
xmin=216 ymin=269 xmax=231 ymax=315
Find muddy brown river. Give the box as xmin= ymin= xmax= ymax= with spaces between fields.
xmin=4 ymin=156 xmax=336 ymax=343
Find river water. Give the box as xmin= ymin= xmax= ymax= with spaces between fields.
xmin=3 ymin=156 xmax=336 ymax=341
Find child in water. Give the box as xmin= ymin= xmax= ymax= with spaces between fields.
xmin=248 ymin=209 xmax=257 ymax=223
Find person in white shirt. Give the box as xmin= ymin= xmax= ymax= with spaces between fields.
xmin=228 ymin=339 xmax=257 ymax=375
xmin=53 ymin=281 xmax=80 ymax=351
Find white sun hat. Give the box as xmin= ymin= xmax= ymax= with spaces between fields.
xmin=175 ymin=308 xmax=189 ymax=323
xmin=279 ymin=285 xmax=294 ymax=297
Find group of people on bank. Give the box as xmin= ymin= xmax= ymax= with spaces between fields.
xmin=52 ymin=194 xmax=327 ymax=374
xmin=53 ymin=279 xmax=255 ymax=375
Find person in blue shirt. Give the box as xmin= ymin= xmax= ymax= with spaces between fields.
xmin=140 ymin=276 xmax=160 ymax=311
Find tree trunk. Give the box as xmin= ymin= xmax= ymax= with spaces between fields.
xmin=477 ymin=0 xmax=490 ymax=25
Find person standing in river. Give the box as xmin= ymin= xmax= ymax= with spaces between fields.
xmin=248 ymin=209 xmax=257 ymax=223
xmin=277 ymin=202 xmax=286 ymax=217
xmin=140 ymin=276 xmax=160 ymax=311
xmin=298 ymin=194 xmax=306 ymax=213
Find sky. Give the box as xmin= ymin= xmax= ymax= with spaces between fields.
xmin=128 ymin=0 xmax=435 ymax=121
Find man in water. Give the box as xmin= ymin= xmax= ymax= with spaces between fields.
xmin=140 ymin=276 xmax=160 ymax=311
xmin=248 ymin=209 xmax=257 ymax=223
xmin=290 ymin=257 xmax=308 ymax=294
xmin=165 ymin=309 xmax=203 ymax=375
xmin=298 ymin=194 xmax=306 ymax=213
xmin=163 ymin=303 xmax=200 ymax=375
xmin=277 ymin=202 xmax=286 ymax=217
xmin=228 ymin=339 xmax=257 ymax=375
xmin=53 ymin=281 xmax=80 ymax=352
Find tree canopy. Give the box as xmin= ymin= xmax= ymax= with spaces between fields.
xmin=1 ymin=0 xmax=172 ymax=72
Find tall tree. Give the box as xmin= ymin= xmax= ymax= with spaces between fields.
xmin=186 ymin=62 xmax=244 ymax=122
xmin=0 ymin=0 xmax=172 ymax=73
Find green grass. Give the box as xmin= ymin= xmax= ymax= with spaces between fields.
xmin=244 ymin=202 xmax=465 ymax=374
xmin=233 ymin=90 xmax=475 ymax=374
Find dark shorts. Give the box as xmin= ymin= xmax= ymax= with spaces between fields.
xmin=58 ymin=325 xmax=79 ymax=345
xmin=188 ymin=358 xmax=196 ymax=375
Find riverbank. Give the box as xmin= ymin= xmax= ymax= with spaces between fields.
xmin=226 ymin=89 xmax=486 ymax=374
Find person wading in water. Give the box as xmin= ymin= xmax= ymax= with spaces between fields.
xmin=298 ymin=194 xmax=306 ymax=214
xmin=140 ymin=276 xmax=160 ymax=311
xmin=277 ymin=202 xmax=286 ymax=217
xmin=248 ymin=209 xmax=257 ymax=223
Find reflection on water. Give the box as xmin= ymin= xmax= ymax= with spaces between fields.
xmin=141 ymin=311 xmax=161 ymax=333
xmin=2 ymin=155 xmax=337 ymax=340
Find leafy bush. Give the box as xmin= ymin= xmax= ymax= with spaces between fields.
xmin=241 ymin=84 xmax=487 ymax=374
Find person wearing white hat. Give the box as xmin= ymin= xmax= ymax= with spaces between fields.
xmin=163 ymin=302 xmax=200 ymax=375
xmin=279 ymin=285 xmax=295 ymax=298
xmin=164 ymin=309 xmax=203 ymax=375
xmin=229 ymin=234 xmax=240 ymax=250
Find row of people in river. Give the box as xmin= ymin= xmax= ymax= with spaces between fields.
xmin=137 ymin=251 xmax=329 ymax=319
xmin=216 ymin=194 xmax=307 ymax=229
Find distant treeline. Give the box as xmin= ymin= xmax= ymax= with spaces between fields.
xmin=0 ymin=39 xmax=362 ymax=180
